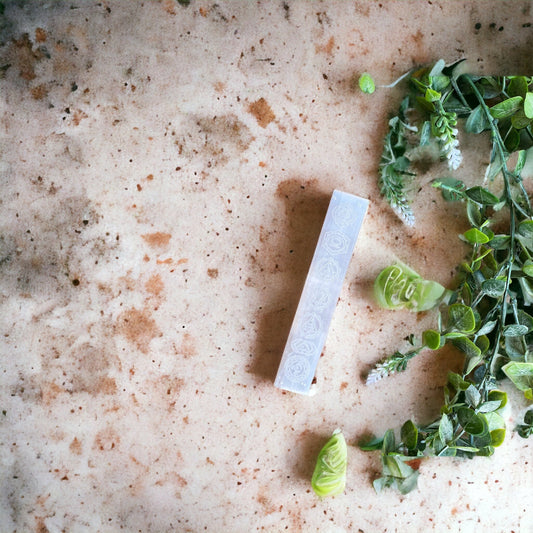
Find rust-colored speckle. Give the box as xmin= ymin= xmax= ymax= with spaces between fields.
xmin=207 ymin=268 xmax=219 ymax=279
xmin=93 ymin=427 xmax=120 ymax=452
xmin=177 ymin=332 xmax=197 ymax=358
xmin=31 ymin=84 xmax=48 ymax=100
xmin=40 ymin=382 xmax=63 ymax=405
xmin=142 ymin=232 xmax=172 ymax=248
xmin=155 ymin=472 xmax=188 ymax=488
xmin=315 ymin=36 xmax=335 ymax=55
xmin=35 ymin=517 xmax=49 ymax=533
xmin=10 ymin=34 xmax=44 ymax=81
xmin=116 ymin=308 xmax=160 ymax=353
xmin=162 ymin=0 xmax=176 ymax=15
xmin=35 ymin=27 xmax=47 ymax=43
xmin=69 ymin=437 xmax=82 ymax=455
xmin=72 ymin=109 xmax=88 ymax=126
xmin=340 ymin=381 xmax=348 ymax=391
xmin=145 ymin=273 xmax=164 ymax=296
xmin=146 ymin=173 xmax=154 ymax=180
xmin=95 ymin=376 xmax=117 ymax=395
xmin=248 ymin=98 xmax=275 ymax=128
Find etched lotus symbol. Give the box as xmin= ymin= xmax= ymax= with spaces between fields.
xmin=316 ymin=257 xmax=341 ymax=281
xmin=323 ymin=231 xmax=350 ymax=255
xmin=284 ymin=355 xmax=311 ymax=382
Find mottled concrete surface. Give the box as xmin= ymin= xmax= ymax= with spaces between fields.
xmin=0 ymin=1 xmax=532 ymax=531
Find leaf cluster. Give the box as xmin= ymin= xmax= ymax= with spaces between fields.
xmin=366 ymin=60 xmax=533 ymax=494
xmin=378 ymin=60 xmax=533 ymax=226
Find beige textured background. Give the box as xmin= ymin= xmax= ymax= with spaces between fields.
xmin=1 ymin=1 xmax=532 ymax=531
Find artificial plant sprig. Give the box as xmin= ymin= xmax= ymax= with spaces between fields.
xmin=364 ymin=60 xmax=533 ymax=494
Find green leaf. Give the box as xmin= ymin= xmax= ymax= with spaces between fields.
xmin=466 ymin=201 xmax=483 ymax=227
xmin=490 ymin=428 xmax=506 ymax=447
xmin=488 ymin=389 xmax=507 ymax=409
xmin=522 ymin=260 xmax=533 ymax=277
xmin=358 ymin=436 xmax=384 ymax=451
xmin=423 ymin=329 xmax=441 ymax=350
xmin=478 ymin=400 xmax=503 ymax=413
xmin=373 ymin=476 xmax=391 ymax=493
xmin=489 ymin=235 xmax=510 ymax=250
xmin=504 ymin=128 xmax=521 ymax=152
xmin=465 ymin=105 xmax=491 ymax=134
xmin=508 ymin=76 xmax=529 ymax=98
xmin=382 ymin=429 xmax=396 ymax=455
xmin=397 ymin=471 xmax=420 ymax=494
xmin=475 ymin=334 xmax=490 ymax=354
xmin=503 ymin=324 xmax=529 ymax=337
xmin=425 ymin=87 xmax=441 ymax=102
xmin=311 ymin=430 xmax=348 ymax=497
xmin=477 ymin=320 xmax=497 ymax=336
xmin=502 ymin=361 xmax=533 ymax=393
xmin=524 ymin=92 xmax=533 ymax=119
xmin=517 ymin=309 xmax=533 ymax=333
xmin=511 ymin=109 xmax=532 ymax=130
xmin=518 ymin=220 xmax=533 ymax=239
xmin=457 ymin=408 xmax=486 ymax=435
xmin=504 ymin=335 xmax=527 ymax=360
xmin=429 ymin=59 xmax=446 ymax=77
xmin=433 ymin=178 xmax=466 ymax=202
xmin=448 ymin=303 xmax=476 ymax=333
xmin=463 ymin=228 xmax=490 ymax=244
xmin=489 ymin=96 xmax=523 ymax=119
xmin=465 ymin=385 xmax=481 ymax=408
xmin=465 ymin=186 xmax=500 ymax=206
xmin=383 ymin=455 xmax=413 ymax=479
xmin=447 ymin=372 xmax=470 ymax=391
xmin=358 ymin=73 xmax=376 ymax=94
xmin=438 ymin=413 xmax=454 ymax=444
xmin=481 ymin=278 xmax=506 ymax=298
xmin=401 ymin=420 xmax=418 ymax=450
xmin=419 ymin=120 xmax=431 ymax=146
xmin=452 ymin=336 xmax=482 ymax=359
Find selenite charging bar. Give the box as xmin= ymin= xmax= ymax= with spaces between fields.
xmin=274 ymin=190 xmax=369 ymax=394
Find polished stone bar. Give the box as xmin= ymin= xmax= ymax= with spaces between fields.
xmin=275 ymin=190 xmax=368 ymax=394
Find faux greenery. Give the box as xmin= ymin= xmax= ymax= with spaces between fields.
xmin=364 ymin=60 xmax=533 ymax=493
xmin=311 ymin=429 xmax=347 ymax=497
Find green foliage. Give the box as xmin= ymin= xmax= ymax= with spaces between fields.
xmin=358 ymin=73 xmax=376 ymax=94
xmin=516 ymin=409 xmax=533 ymax=438
xmin=363 ymin=60 xmax=533 ymax=494
xmin=311 ymin=430 xmax=347 ymax=497
xmin=373 ymin=262 xmax=446 ymax=312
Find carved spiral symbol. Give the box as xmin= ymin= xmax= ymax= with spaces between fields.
xmin=332 ymin=204 xmax=353 ymax=227
xmin=291 ymin=337 xmax=315 ymax=355
xmin=284 ymin=355 xmax=311 ymax=382
xmin=323 ymin=231 xmax=350 ymax=255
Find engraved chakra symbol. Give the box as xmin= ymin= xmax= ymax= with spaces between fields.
xmin=309 ymin=287 xmax=330 ymax=310
xmin=284 ymin=355 xmax=311 ymax=382
xmin=316 ymin=257 xmax=341 ymax=281
xmin=332 ymin=204 xmax=353 ymax=227
xmin=300 ymin=312 xmax=321 ymax=339
xmin=323 ymin=231 xmax=350 ymax=255
xmin=291 ymin=337 xmax=315 ymax=355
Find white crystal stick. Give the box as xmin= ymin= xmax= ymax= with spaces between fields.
xmin=274 ymin=190 xmax=369 ymax=394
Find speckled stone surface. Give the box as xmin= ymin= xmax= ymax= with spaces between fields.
xmin=0 ymin=1 xmax=532 ymax=532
